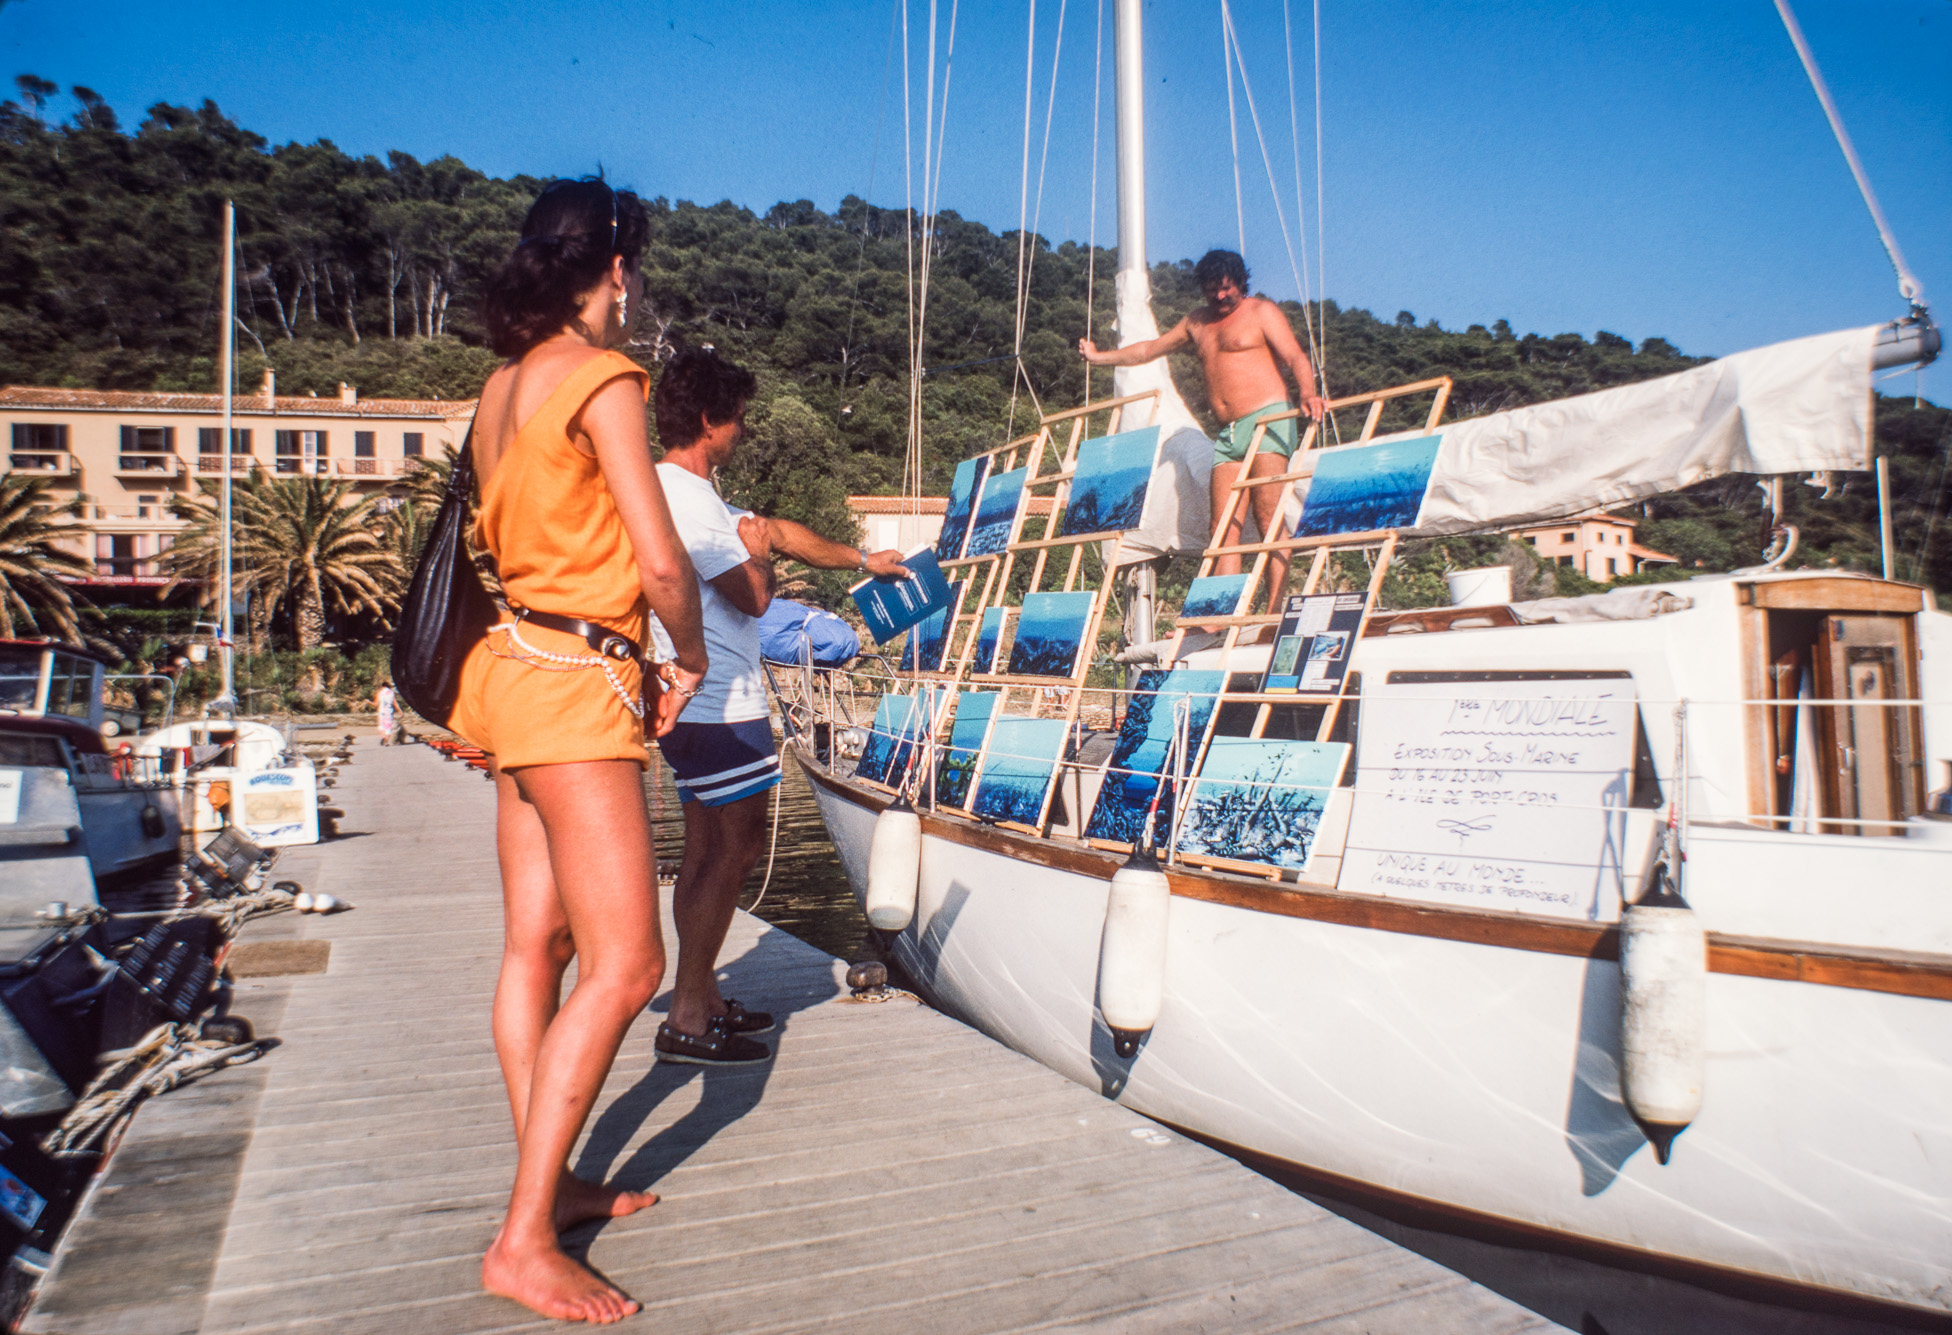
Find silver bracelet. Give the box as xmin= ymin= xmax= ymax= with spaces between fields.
xmin=856 ymin=548 xmax=867 ymax=572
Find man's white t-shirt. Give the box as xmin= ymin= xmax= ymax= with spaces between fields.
xmin=655 ymin=462 xmax=768 ymax=724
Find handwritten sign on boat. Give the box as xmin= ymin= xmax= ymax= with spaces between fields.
xmin=1339 ymin=672 xmax=1636 ymax=921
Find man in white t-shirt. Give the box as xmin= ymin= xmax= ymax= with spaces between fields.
xmin=650 ymin=347 xmax=908 ymax=1065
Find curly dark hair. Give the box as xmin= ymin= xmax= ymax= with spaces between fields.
xmin=654 ymin=347 xmax=757 ymax=450
xmin=482 ymin=178 xmax=650 ymax=358
xmin=1193 ymin=249 xmax=1250 ymax=291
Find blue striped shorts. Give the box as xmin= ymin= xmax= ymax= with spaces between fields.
xmin=659 ymin=718 xmax=782 ymax=806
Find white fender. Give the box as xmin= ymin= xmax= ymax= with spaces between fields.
xmin=1619 ymin=894 xmax=1706 ymax=1164
xmin=1096 ymin=851 xmax=1172 ymax=1058
xmin=864 ymin=797 xmax=922 ymax=932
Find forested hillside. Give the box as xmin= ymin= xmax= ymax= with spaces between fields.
xmin=3 ymin=79 xmax=1946 ymax=597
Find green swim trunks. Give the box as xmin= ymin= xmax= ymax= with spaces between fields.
xmin=1213 ymin=401 xmax=1299 ymax=465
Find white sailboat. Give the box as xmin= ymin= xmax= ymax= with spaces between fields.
xmin=779 ymin=0 xmax=1950 ymax=1319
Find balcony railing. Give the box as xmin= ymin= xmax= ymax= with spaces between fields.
xmin=273 ymin=457 xmax=332 ymax=475
xmin=7 ymin=452 xmax=76 ymax=476
xmin=331 ymin=457 xmax=408 ymax=478
xmin=196 ymin=454 xmax=259 ymax=473
xmin=114 ymin=453 xmax=182 ymax=477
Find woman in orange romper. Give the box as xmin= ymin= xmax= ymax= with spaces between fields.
xmin=452 ymin=178 xmax=707 ymax=1325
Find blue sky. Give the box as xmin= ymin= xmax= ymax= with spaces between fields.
xmin=3 ymin=0 xmax=1947 ymax=368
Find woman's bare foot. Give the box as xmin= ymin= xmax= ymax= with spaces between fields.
xmin=483 ymin=1232 xmax=639 ymax=1325
xmin=555 ymin=1172 xmax=659 ymax=1232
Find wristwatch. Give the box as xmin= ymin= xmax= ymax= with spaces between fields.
xmin=855 ymin=548 xmax=867 ymax=572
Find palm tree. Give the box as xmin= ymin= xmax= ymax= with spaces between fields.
xmin=0 ymin=475 xmax=93 ymax=640
xmin=401 ymin=444 xmax=457 ymax=512
xmin=166 ymin=474 xmax=399 ymax=649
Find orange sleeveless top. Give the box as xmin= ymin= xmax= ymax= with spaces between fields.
xmin=475 ymin=350 xmax=652 ymax=634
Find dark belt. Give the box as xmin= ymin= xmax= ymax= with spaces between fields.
xmin=510 ymin=606 xmax=647 ymax=663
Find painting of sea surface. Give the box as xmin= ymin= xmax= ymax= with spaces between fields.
xmin=1006 ymin=591 xmax=1095 ymax=678
xmin=1294 ymin=434 xmax=1442 ymax=537
xmin=1179 ymin=573 xmax=1250 ymax=622
xmin=934 ymin=690 xmax=1000 ymax=809
xmin=964 ymin=466 xmax=1028 ymax=557
xmin=970 ymin=716 xmax=1069 ymax=825
xmin=1082 ymin=669 xmax=1224 ymax=847
xmin=1175 ymin=738 xmax=1351 ymax=871
xmin=935 ymin=455 xmax=990 ymax=560
xmin=1057 ymin=426 xmax=1159 ymax=538
xmin=855 ymin=690 xmax=942 ymax=788
xmin=972 ymin=607 xmax=1007 ymax=674
xmin=898 ymin=579 xmax=961 ymax=673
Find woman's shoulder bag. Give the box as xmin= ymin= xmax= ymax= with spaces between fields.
xmin=390 ymin=430 xmax=499 ymax=726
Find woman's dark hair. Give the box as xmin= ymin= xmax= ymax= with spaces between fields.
xmin=655 ymin=347 xmax=757 ymax=449
xmin=483 ymin=177 xmax=650 ymax=358
xmin=1194 ymin=249 xmax=1250 ymax=291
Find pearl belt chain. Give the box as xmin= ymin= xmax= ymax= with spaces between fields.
xmin=487 ymin=620 xmax=644 ymax=719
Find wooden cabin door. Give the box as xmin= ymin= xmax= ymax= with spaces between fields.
xmin=1811 ymin=614 xmax=1920 ymax=835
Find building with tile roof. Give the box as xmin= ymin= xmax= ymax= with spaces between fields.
xmin=2 ymin=372 xmax=477 ymax=591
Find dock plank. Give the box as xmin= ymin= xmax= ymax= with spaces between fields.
xmin=28 ymin=739 xmax=1560 ymax=1334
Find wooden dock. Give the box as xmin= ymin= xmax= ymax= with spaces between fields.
xmin=24 ymin=739 xmax=1560 ymax=1334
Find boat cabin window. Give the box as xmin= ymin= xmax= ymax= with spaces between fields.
xmin=0 ymin=647 xmax=40 ymax=711
xmin=45 ymin=653 xmax=95 ymax=721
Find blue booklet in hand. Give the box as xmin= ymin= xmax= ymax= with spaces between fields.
xmin=850 ymin=546 xmax=954 ymax=644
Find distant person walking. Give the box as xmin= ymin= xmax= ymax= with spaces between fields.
xmin=1079 ymin=249 xmax=1324 ymax=604
xmin=448 ymin=178 xmax=708 ymax=1326
xmin=650 ymin=347 xmax=907 ymax=1065
xmin=373 ymin=679 xmax=397 ymax=744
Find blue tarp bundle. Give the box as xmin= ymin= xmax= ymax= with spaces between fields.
xmin=757 ymin=598 xmax=860 ymax=667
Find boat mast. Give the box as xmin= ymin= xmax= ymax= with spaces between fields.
xmin=214 ymin=201 xmax=237 ymax=716
xmin=1113 ymin=0 xmax=1147 ymax=304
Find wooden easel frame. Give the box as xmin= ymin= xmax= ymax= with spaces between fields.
xmin=1162 ymin=377 xmax=1451 ymax=879
xmin=926 ymin=390 xmax=1162 ymax=831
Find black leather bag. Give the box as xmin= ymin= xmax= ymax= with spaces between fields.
xmin=390 ymin=432 xmax=498 ymax=726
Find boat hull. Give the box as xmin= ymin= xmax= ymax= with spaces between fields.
xmin=805 ymin=757 xmax=1952 ymax=1317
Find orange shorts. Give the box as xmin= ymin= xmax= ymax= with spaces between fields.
xmin=449 ymin=619 xmax=649 ymax=770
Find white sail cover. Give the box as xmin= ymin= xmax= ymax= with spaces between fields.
xmin=1407 ymin=325 xmax=1877 ymax=534
xmin=1112 ymin=268 xmax=1215 ymax=562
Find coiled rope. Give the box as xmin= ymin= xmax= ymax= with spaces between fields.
xmin=45 ymin=1022 xmax=269 ymax=1159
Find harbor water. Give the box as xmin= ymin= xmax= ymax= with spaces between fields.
xmin=643 ymin=749 xmax=870 ymax=964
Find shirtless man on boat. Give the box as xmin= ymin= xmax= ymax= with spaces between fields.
xmin=1079 ymin=249 xmax=1324 ymax=606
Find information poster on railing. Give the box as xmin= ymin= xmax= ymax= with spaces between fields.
xmin=1339 ymin=674 xmax=1637 ymax=921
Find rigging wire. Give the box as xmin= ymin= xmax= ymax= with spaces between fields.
xmin=1313 ymin=0 xmax=1327 ymax=386
xmin=1223 ymin=6 xmax=1247 ymax=257
xmin=1220 ymin=4 xmax=1315 ymax=377
xmin=1009 ymin=0 xmax=1040 ymax=436
xmin=1280 ymin=0 xmax=1327 ymax=399
xmin=1085 ymin=0 xmax=1105 ymax=405
xmin=1772 ymin=0 xmax=1924 ymax=309
xmin=905 ymin=0 xmax=962 ymax=518
xmin=1010 ymin=0 xmax=1071 ymax=436
xmin=838 ymin=0 xmax=906 ymax=416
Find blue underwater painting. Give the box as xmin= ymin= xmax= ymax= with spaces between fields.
xmin=934 ymin=690 xmax=1000 ymax=809
xmin=1294 ymin=434 xmax=1442 ymax=538
xmin=855 ymin=691 xmax=933 ymax=787
xmin=964 ymin=466 xmax=1028 ymax=557
xmin=971 ymin=606 xmax=1008 ymax=674
xmin=1056 ymin=426 xmax=1160 ymax=539
xmin=1179 ymin=573 xmax=1251 ymax=622
xmin=1174 ymin=738 xmax=1352 ymax=871
xmin=970 ymin=716 xmax=1069 ymax=825
xmin=935 ymin=455 xmax=991 ymax=561
xmin=1083 ymin=669 xmax=1224 ymax=848
xmin=1006 ymin=591 xmax=1096 ymax=678
xmin=898 ymin=579 xmax=962 ymax=673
